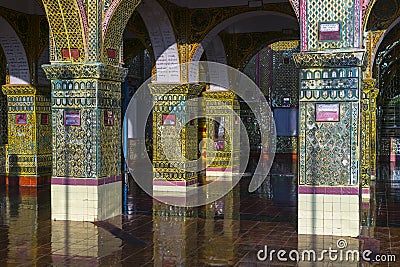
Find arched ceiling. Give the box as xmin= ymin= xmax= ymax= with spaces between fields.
xmin=222 ymin=13 xmax=298 ymax=33
xmin=167 ymin=0 xmax=289 ymax=9
xmin=367 ymin=0 xmax=400 ymax=31
xmin=0 ymin=0 xmax=44 ymax=15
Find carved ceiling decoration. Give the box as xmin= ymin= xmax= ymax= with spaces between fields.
xmin=221 ymin=31 xmax=299 ymax=69
xmin=367 ymin=0 xmax=400 ymax=31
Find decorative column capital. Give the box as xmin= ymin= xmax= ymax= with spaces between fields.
xmin=203 ymin=90 xmax=236 ymax=100
xmin=148 ymin=83 xmax=204 ymax=96
xmin=362 ymin=79 xmax=379 ymax=98
xmin=293 ymin=50 xmax=366 ymax=68
xmin=42 ymin=63 xmax=128 ymax=82
xmin=2 ymin=85 xmax=36 ymax=96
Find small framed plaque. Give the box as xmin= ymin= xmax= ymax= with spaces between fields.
xmin=16 ymin=114 xmax=27 ymax=125
xmin=315 ymin=104 xmax=340 ymax=122
xmin=64 ymin=110 xmax=81 ymax=126
xmin=319 ymin=22 xmax=341 ymax=41
xmin=214 ymin=140 xmax=225 ymax=151
xmin=41 ymin=114 xmax=49 ymax=125
xmin=62 ymin=48 xmax=80 ymax=59
xmin=162 ymin=114 xmax=176 ymax=126
xmin=104 ymin=110 xmax=115 ymax=126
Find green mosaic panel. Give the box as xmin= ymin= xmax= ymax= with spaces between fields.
xmin=298 ymin=64 xmax=361 ymax=186
xmin=302 ymin=102 xmax=356 ymax=185
xmin=305 ymin=0 xmax=356 ymax=51
xmin=271 ymin=47 xmax=299 ymax=107
xmin=276 ymin=136 xmax=298 ymax=154
xmin=51 ymin=79 xmax=121 ymax=178
xmin=99 ymin=81 xmax=122 ymax=178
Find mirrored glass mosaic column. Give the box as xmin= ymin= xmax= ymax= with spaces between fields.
xmin=295 ymin=0 xmax=366 ymax=237
xmin=43 ymin=63 xmax=127 ymax=221
xmin=149 ymin=83 xmax=204 ymax=202
xmin=203 ymin=90 xmax=240 ymax=177
xmin=294 ymin=52 xmax=364 ymax=237
xmin=2 ymin=85 xmax=51 ymax=187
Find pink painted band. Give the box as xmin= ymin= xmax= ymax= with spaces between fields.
xmin=153 ymin=179 xmax=198 ymax=187
xmin=298 ymin=186 xmax=359 ymax=195
xmin=51 ymin=176 xmax=121 ymax=186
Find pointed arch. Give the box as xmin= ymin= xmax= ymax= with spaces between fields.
xmin=0 ymin=16 xmax=30 ymax=84
xmin=192 ymin=11 xmax=298 ymax=63
xmin=289 ymin=0 xmax=300 ymax=21
xmin=136 ymin=0 xmax=180 ymax=83
xmin=362 ymin=0 xmax=377 ymax=32
xmin=102 ymin=0 xmax=142 ymax=65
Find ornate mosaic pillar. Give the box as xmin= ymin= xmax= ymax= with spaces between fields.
xmin=0 ymin=76 xmax=6 ymax=182
xmin=203 ymin=90 xmax=240 ymax=177
xmin=0 ymin=90 xmax=6 ymax=145
xmin=294 ymin=51 xmax=364 ymax=237
xmin=43 ymin=63 xmax=127 ymax=221
xmin=294 ymin=0 xmax=370 ymax=237
xmin=361 ymin=79 xmax=379 ymax=200
xmin=149 ymin=84 xmax=203 ymax=195
xmin=1 ymin=85 xmax=51 ymax=187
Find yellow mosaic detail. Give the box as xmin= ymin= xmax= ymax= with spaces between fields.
xmin=271 ymin=40 xmax=300 ymax=51
xmin=361 ymin=79 xmax=379 ymax=186
xmin=365 ymin=30 xmax=385 ymax=79
xmin=2 ymin=85 xmax=51 ymax=176
xmin=42 ymin=0 xmax=87 ymax=62
xmin=102 ymin=0 xmax=142 ymax=65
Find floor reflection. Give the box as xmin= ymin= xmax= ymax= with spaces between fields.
xmin=0 ymin=158 xmax=399 ymax=266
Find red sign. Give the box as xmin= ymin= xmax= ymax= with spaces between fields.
xmin=162 ymin=114 xmax=176 ymax=126
xmin=41 ymin=114 xmax=49 ymax=125
xmin=316 ymin=104 xmax=340 ymax=122
xmin=62 ymin=48 xmax=80 ymax=59
xmin=107 ymin=49 xmax=117 ymax=59
xmin=16 ymin=114 xmax=27 ymax=125
xmin=104 ymin=110 xmax=115 ymax=126
xmin=319 ymin=23 xmax=341 ymax=41
xmin=64 ymin=110 xmax=81 ymax=126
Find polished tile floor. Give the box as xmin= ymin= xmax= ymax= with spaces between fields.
xmin=0 ymin=158 xmax=399 ymax=266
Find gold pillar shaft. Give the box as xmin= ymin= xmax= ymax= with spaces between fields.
xmin=149 ymin=83 xmax=204 ymax=190
xmin=361 ymin=79 xmax=379 ymax=193
xmin=2 ymin=85 xmax=51 ymax=186
xmin=203 ymin=90 xmax=240 ymax=176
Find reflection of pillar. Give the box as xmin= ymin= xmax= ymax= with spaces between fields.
xmin=5 ymin=187 xmax=51 ymax=265
xmin=51 ymin=218 xmax=122 ymax=265
xmin=2 ymin=85 xmax=51 ymax=187
xmin=43 ymin=64 xmax=126 ymax=221
xmin=361 ymin=79 xmax=379 ymax=201
xmin=361 ymin=180 xmax=377 ymax=237
xmin=203 ymin=90 xmax=240 ymax=176
xmin=199 ymin=186 xmax=240 ymax=265
xmin=149 ymin=84 xmax=204 ymax=194
xmin=153 ymin=202 xmax=198 ymax=266
xmin=294 ymin=51 xmax=364 ymax=237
